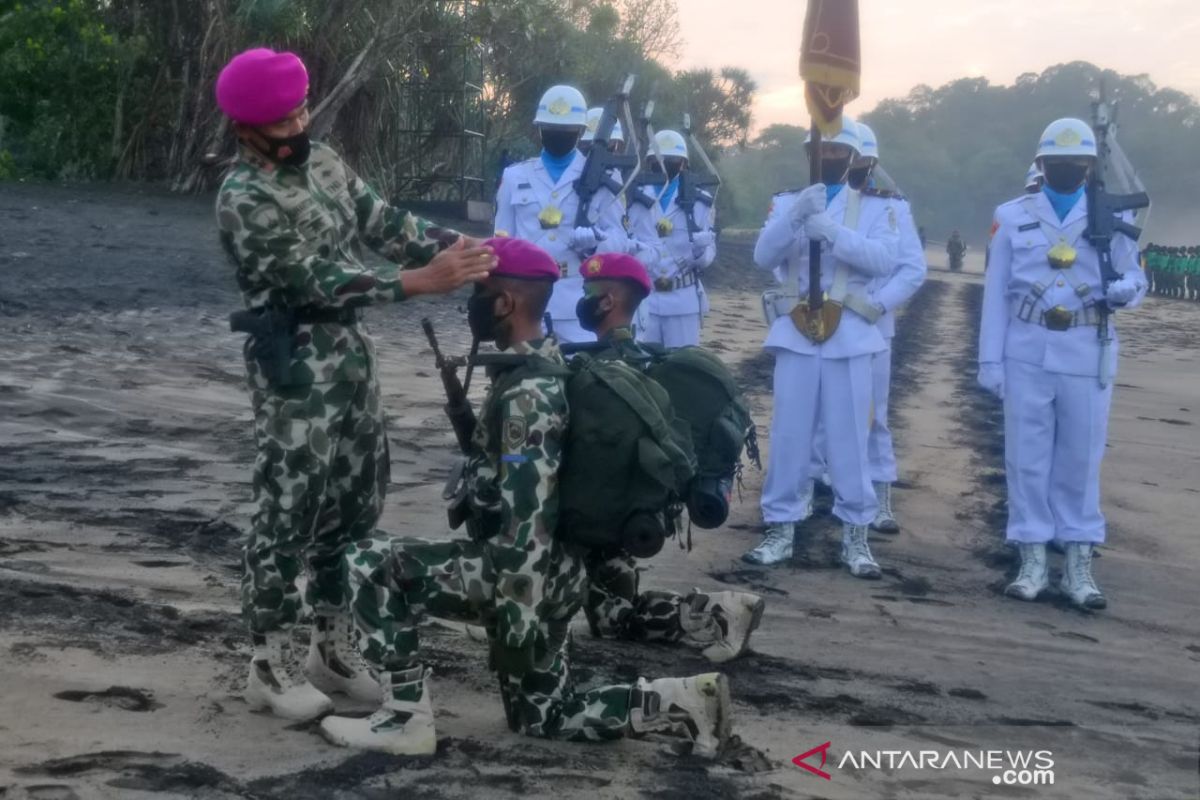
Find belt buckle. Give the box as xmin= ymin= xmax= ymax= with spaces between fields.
xmin=654 ymin=277 xmax=674 ymax=292
xmin=1043 ymin=305 xmax=1073 ymax=331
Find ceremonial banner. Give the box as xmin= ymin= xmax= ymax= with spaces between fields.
xmin=800 ymin=0 xmax=861 ymax=136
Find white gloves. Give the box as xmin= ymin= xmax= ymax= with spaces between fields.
xmin=804 ymin=211 xmax=841 ymax=245
xmin=790 ymin=184 xmax=827 ymax=228
xmin=569 ymin=226 xmax=603 ymax=253
xmin=1105 ymin=274 xmax=1139 ymax=306
xmin=977 ymin=362 xmax=1005 ymax=400
xmin=691 ymin=230 xmax=715 ymax=258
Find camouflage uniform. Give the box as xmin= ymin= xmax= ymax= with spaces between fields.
xmin=217 ymin=142 xmax=457 ymax=636
xmin=345 ymin=339 xmax=642 ymax=740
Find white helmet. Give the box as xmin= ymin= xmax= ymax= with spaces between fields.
xmin=1024 ymin=161 xmax=1043 ymax=190
xmin=581 ymin=107 xmax=623 ymax=143
xmin=856 ymin=122 xmax=879 ymax=160
xmin=655 ymin=129 xmax=688 ymax=160
xmin=1035 ymin=118 xmax=1097 ymax=159
xmin=805 ymin=115 xmax=861 ymax=155
xmin=534 ymin=85 xmax=587 ymax=127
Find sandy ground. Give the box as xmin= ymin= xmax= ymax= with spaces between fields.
xmin=0 ymin=183 xmax=1197 ymax=800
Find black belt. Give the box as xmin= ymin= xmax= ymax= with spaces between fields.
xmin=290 ymin=306 xmax=361 ymax=325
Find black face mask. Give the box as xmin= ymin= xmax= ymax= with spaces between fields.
xmin=575 ymin=294 xmax=609 ymax=332
xmin=847 ymin=166 xmax=872 ymax=190
xmin=1042 ymin=162 xmax=1089 ymax=193
xmin=820 ymin=156 xmax=851 ymax=185
xmin=467 ymin=291 xmax=503 ymax=341
xmin=540 ymin=129 xmax=579 ymax=158
xmin=664 ymin=158 xmax=685 ymax=180
xmin=261 ymin=130 xmax=311 ymax=167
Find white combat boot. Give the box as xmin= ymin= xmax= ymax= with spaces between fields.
xmin=679 ymin=591 xmax=766 ymax=664
xmin=870 ymin=481 xmax=900 ymax=534
xmin=1060 ymin=542 xmax=1107 ymax=609
xmin=320 ymin=666 xmax=437 ymax=755
xmin=742 ymin=523 xmax=794 ymax=566
xmin=840 ymin=523 xmax=882 ymax=579
xmin=305 ymin=613 xmax=380 ymax=703
xmin=630 ymin=673 xmax=733 ymax=758
xmin=244 ymin=631 xmax=334 ymax=721
xmin=1005 ymin=543 xmax=1049 ymax=601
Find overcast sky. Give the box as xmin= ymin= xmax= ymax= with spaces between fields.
xmin=676 ymin=0 xmax=1200 ymax=131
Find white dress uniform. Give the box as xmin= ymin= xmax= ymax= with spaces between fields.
xmin=866 ymin=191 xmax=927 ymax=484
xmin=980 ymin=190 xmax=1145 ymax=545
xmin=626 ymin=181 xmax=715 ymax=347
xmin=755 ymin=186 xmax=900 ymax=526
xmin=493 ymin=150 xmax=628 ymax=343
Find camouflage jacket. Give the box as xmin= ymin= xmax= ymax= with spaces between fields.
xmin=216 ymin=142 xmax=458 ymax=387
xmin=465 ymin=338 xmax=569 ymax=651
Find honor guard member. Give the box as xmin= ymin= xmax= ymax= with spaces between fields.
xmin=626 ymin=130 xmax=716 ymax=348
xmin=215 ymin=48 xmax=495 ymax=722
xmin=494 ymin=85 xmax=628 ymax=344
xmin=848 ymin=122 xmax=927 ymax=533
xmin=1024 ymin=162 xmax=1044 ymax=194
xmin=573 ymin=252 xmax=765 ymax=662
xmin=742 ymin=117 xmax=899 ymax=576
xmin=979 ymin=118 xmax=1146 ymax=609
xmin=578 ymin=106 xmax=625 ymax=157
xmin=320 ymin=239 xmax=733 ymax=755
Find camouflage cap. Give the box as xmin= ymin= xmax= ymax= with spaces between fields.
xmin=580 ymin=252 xmax=652 ymax=296
xmin=485 ymin=237 xmax=560 ymax=281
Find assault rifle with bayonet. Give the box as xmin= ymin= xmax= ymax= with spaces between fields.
xmin=574 ymin=75 xmax=641 ymax=230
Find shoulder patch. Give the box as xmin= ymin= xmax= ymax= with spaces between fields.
xmin=502 ymin=416 xmax=528 ymax=452
xmin=989 ymin=219 xmax=1000 ymax=240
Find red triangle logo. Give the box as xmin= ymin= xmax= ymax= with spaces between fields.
xmin=792 ymin=741 xmax=833 ymax=780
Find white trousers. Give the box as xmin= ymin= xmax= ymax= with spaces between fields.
xmin=761 ymin=351 xmax=877 ymax=526
xmin=638 ymin=313 xmax=701 ymax=348
xmin=1003 ymin=359 xmax=1111 ymax=544
xmin=809 ymin=344 xmax=897 ymax=485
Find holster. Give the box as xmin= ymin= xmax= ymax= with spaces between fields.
xmin=229 ymin=307 xmax=296 ymax=386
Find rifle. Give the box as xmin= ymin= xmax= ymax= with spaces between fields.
xmin=677 ymin=113 xmax=722 ymax=241
xmin=422 ymin=318 xmax=476 ymax=529
xmin=627 ymin=96 xmax=668 ymax=208
xmin=574 ymin=75 xmax=641 ymax=229
xmin=1087 ymin=81 xmax=1150 ymax=388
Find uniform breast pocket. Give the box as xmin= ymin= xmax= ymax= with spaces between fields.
xmin=1011 ymin=237 xmax=1046 ymax=265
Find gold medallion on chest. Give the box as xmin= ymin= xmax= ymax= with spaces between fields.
xmin=538 ymin=205 xmax=564 ymax=229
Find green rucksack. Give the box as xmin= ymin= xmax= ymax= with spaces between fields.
xmin=554 ymin=354 xmax=697 ymax=557
xmin=646 ymin=346 xmax=759 ymax=529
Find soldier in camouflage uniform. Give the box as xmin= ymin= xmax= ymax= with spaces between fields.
xmin=320 ymin=238 xmax=734 ymax=756
xmin=215 ymin=48 xmax=496 ymax=722
xmin=572 ymin=253 xmax=765 ymax=662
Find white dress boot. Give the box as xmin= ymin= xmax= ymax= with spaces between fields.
xmin=840 ymin=523 xmax=882 ymax=579
xmin=1005 ymin=542 xmax=1049 ymax=601
xmin=245 ymin=631 xmax=335 ymax=721
xmin=305 ymin=613 xmax=381 ymax=703
xmin=1060 ymin=542 xmax=1106 ymax=609
xmin=870 ymin=481 xmax=900 ymax=534
xmin=680 ymin=591 xmax=766 ymax=664
xmin=320 ymin=666 xmax=437 ymax=755
xmin=742 ymin=523 xmax=794 ymax=565
xmin=630 ymin=673 xmax=733 ymax=758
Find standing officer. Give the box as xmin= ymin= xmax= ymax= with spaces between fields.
xmin=494 ymin=85 xmax=628 ymax=343
xmin=215 ymin=48 xmax=496 ymax=721
xmin=572 ymin=252 xmax=765 ymax=662
xmin=849 ymin=122 xmax=927 ymax=533
xmin=1025 ymin=162 xmax=1044 ymax=194
xmin=741 ymin=117 xmax=900 ymax=577
xmin=320 ymin=239 xmax=733 ymax=756
xmin=979 ymin=118 xmax=1146 ymax=609
xmin=578 ymin=106 xmax=624 ymax=157
xmin=626 ymin=130 xmax=715 ymax=348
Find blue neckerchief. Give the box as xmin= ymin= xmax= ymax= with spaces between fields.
xmin=1042 ymin=184 xmax=1084 ymax=222
xmin=826 ymin=182 xmax=845 ymax=204
xmin=660 ymin=176 xmax=679 ymax=211
xmin=540 ymin=149 xmax=576 ymax=184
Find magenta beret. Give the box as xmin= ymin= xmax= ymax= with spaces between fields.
xmin=486 ymin=237 xmax=560 ymax=281
xmin=216 ymin=48 xmax=309 ymax=126
xmin=579 ymin=252 xmax=652 ymax=296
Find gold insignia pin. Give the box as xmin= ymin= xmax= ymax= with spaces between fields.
xmin=548 ymin=97 xmax=571 ymax=116
xmin=538 ymin=205 xmax=564 ymax=229
xmin=1055 ymin=129 xmax=1082 ymax=147
xmin=1047 ymin=239 xmax=1077 ymax=269
xmin=586 ymin=257 xmax=603 ymax=274
xmin=656 ymin=218 xmax=674 ymax=237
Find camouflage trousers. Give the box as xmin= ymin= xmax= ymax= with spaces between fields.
xmin=346 ymin=534 xmax=635 ymax=741
xmin=584 ymin=552 xmax=686 ymax=643
xmin=242 ymin=378 xmax=389 ymax=635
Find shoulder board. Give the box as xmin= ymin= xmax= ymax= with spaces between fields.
xmin=861 ymin=186 xmax=906 ymax=201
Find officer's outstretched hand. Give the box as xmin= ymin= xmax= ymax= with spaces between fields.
xmin=404 ymin=238 xmax=495 ymax=296
xmin=977 ymin=362 xmax=1005 ymax=400
xmin=790 ymin=184 xmax=827 ymax=228
xmin=1105 ymin=274 xmax=1138 ymax=306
